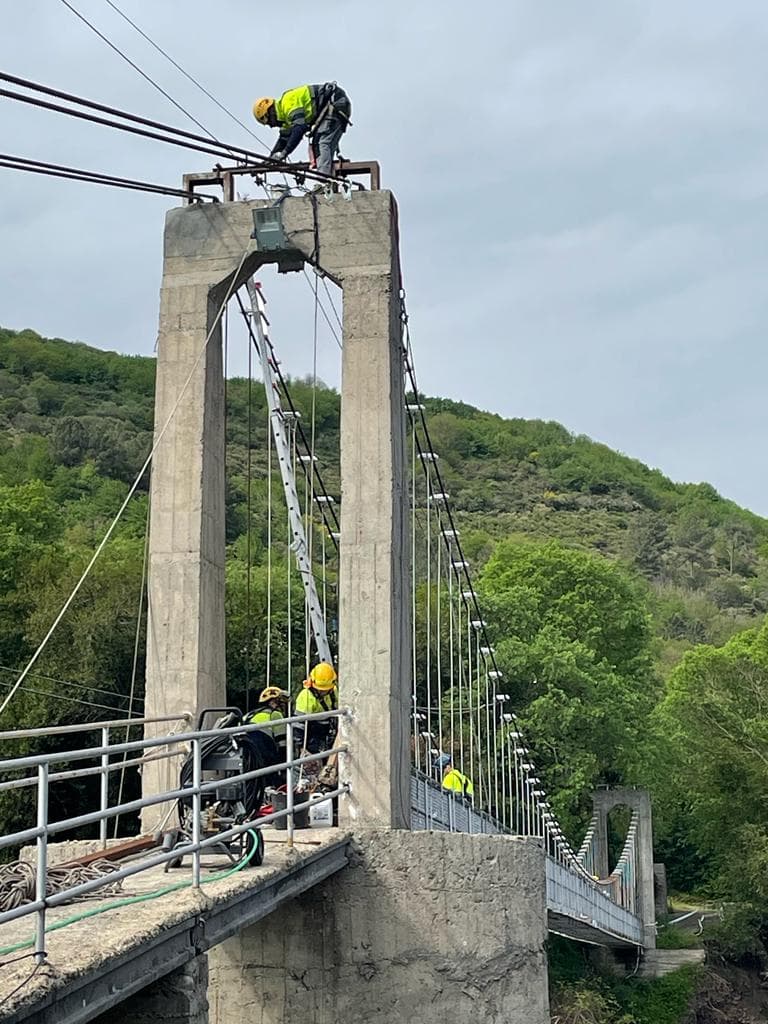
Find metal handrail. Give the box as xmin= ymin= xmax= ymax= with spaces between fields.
xmin=0 ymin=712 xmax=349 ymax=963
xmin=0 ymin=710 xmax=347 ymax=772
xmin=0 ymin=712 xmax=191 ymax=743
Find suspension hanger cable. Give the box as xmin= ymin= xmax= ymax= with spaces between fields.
xmin=113 ymin=488 xmax=152 ymax=835
xmin=265 ymin=394 xmax=273 ymax=689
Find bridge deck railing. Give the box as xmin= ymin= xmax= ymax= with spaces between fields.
xmin=411 ymin=769 xmax=643 ymax=945
xmin=0 ymin=710 xmax=348 ymax=964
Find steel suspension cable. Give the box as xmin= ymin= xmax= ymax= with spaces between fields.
xmin=59 ymin=0 xmax=221 ymax=140
xmin=98 ymin=0 xmax=270 ymax=149
xmin=0 ymin=154 xmax=214 ymax=200
xmin=265 ymin=396 xmax=273 ymax=689
xmin=113 ymin=489 xmax=151 ymax=835
xmin=234 ymin=292 xmax=341 ymax=543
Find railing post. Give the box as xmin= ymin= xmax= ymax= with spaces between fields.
xmin=99 ymin=726 xmax=109 ymax=848
xmin=285 ymin=722 xmax=294 ymax=849
xmin=35 ymin=763 xmax=48 ymax=964
xmin=191 ymin=738 xmax=201 ymax=888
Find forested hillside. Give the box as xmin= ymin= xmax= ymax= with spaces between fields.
xmin=3 ymin=324 xmax=768 ymax=1005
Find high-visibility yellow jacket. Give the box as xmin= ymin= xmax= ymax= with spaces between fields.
xmin=295 ymin=686 xmax=337 ymax=716
xmin=294 ymin=685 xmax=337 ymax=753
xmin=274 ymin=84 xmax=340 ymax=131
xmin=245 ymin=706 xmax=286 ymax=744
xmin=442 ymin=768 xmax=474 ymax=798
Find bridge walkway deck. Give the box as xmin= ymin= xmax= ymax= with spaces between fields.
xmin=0 ymin=829 xmax=351 ymax=1024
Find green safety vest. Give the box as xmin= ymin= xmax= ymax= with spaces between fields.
xmin=442 ymin=768 xmax=474 ymax=798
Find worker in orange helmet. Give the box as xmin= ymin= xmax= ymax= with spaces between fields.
xmin=252 ymin=83 xmax=351 ymax=176
xmin=294 ymin=661 xmax=338 ymax=755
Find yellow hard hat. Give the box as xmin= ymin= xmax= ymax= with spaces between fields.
xmin=253 ymin=97 xmax=275 ymax=124
xmin=259 ymin=686 xmax=289 ymax=704
xmin=308 ymin=662 xmax=337 ymax=690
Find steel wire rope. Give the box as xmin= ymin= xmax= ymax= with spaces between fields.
xmin=306 ymin=269 xmax=320 ymax=671
xmin=58 ymin=0 xmax=249 ymax=163
xmin=0 ymin=830 xmax=261 ymax=959
xmin=266 ymin=394 xmax=273 ymax=689
xmin=401 ymin=310 xmax=535 ymax=810
xmin=0 ymin=81 xmax=336 ymax=185
xmin=302 ymin=269 xmax=342 ymax=351
xmin=447 ymin=529 xmax=456 ymax=771
xmin=245 ymin=305 xmax=254 ymax=709
xmin=0 ymin=70 xmax=356 ymax=188
xmin=320 ymin=276 xmax=343 ymax=334
xmin=98 ymin=0 xmax=270 ymax=149
xmin=0 ymin=154 xmax=216 ymax=200
xmin=113 ymin=489 xmax=151 ymax=835
xmin=234 ymin=292 xmax=341 ymax=543
xmin=0 ymin=666 xmax=139 ymax=705
xmin=425 ymin=458 xmax=433 ymax=758
xmin=0 ymin=246 xmax=252 ymax=720
xmin=401 ymin=298 xmax=554 ymax=837
xmin=302 ymin=429 xmax=311 ymax=676
xmin=435 ymin=494 xmax=444 ymax=772
xmin=0 ymin=679 xmax=138 ymax=717
xmin=0 ymin=71 xmax=257 ymax=161
xmin=466 ymin=609 xmax=474 ymax=798
xmin=410 ymin=423 xmax=419 ymax=770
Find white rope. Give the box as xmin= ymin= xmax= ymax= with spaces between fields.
xmin=0 ymin=246 xmax=251 ymax=721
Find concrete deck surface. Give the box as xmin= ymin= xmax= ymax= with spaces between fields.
xmin=0 ymin=828 xmax=351 ymax=1023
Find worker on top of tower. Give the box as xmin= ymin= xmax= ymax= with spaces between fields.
xmin=252 ymin=83 xmax=351 ymax=177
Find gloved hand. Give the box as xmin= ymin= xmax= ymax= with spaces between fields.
xmin=270 ymin=150 xmax=287 ymax=162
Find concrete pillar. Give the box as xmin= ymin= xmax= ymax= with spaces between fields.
xmin=142 ymin=274 xmax=228 ymax=814
xmin=94 ymin=956 xmax=208 ymax=1024
xmin=142 ymin=193 xmax=410 ymax=833
xmin=208 ymin=831 xmax=550 ymax=1024
xmin=591 ymin=788 xmax=657 ymax=949
xmin=593 ymin=805 xmax=610 ymax=879
xmin=336 ymin=235 xmax=410 ymax=830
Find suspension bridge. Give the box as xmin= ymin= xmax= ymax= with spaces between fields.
xmin=0 ymin=19 xmax=666 ymax=1016
xmin=0 ymin=180 xmax=662 ymax=1024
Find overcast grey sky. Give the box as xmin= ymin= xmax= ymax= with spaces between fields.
xmin=2 ymin=2 xmax=767 ymax=512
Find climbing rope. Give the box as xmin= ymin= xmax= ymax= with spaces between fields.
xmin=0 ymin=859 xmax=122 ymax=912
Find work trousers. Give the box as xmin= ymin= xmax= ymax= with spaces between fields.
xmin=313 ymin=90 xmax=351 ymax=176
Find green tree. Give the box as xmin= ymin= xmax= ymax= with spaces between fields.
xmin=480 ymin=540 xmax=657 ymax=831
xmin=651 ymin=620 xmax=768 ymax=902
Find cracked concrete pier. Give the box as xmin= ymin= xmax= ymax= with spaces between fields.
xmin=209 ymin=831 xmax=550 ymax=1024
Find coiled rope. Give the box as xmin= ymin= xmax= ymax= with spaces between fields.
xmin=0 ymin=859 xmax=122 ymax=912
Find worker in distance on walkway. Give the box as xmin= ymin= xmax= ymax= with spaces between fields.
xmin=435 ymin=753 xmax=474 ymax=803
xmin=294 ymin=661 xmax=338 ymax=756
xmin=252 ymin=83 xmax=351 ymax=177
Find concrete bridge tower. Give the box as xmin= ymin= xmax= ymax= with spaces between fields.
xmin=141 ymin=189 xmax=550 ymax=1024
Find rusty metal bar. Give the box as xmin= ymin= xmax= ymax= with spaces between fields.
xmin=182 ymin=159 xmax=382 ymax=203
